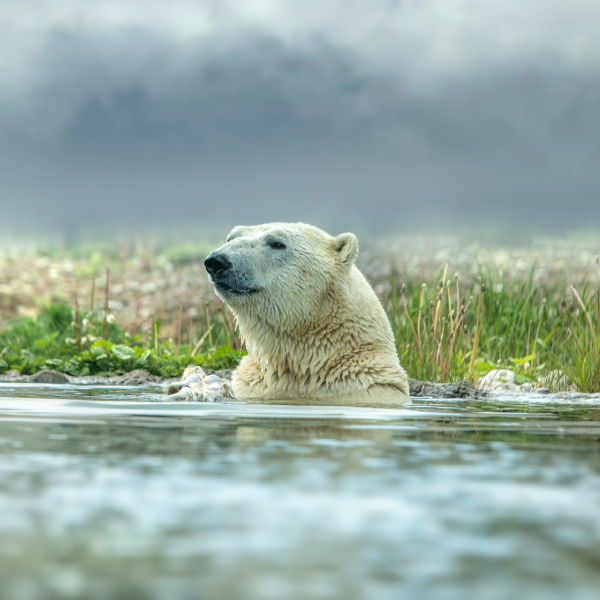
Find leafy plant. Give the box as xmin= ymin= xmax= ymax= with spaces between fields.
xmin=0 ymin=301 xmax=245 ymax=378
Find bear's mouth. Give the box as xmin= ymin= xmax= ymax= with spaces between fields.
xmin=214 ymin=282 xmax=259 ymax=296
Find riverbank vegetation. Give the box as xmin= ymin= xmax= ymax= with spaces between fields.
xmin=0 ymin=299 xmax=244 ymax=378
xmin=386 ymin=260 xmax=600 ymax=392
xmin=0 ymin=247 xmax=599 ymax=391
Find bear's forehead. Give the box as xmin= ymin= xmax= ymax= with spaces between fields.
xmin=227 ymin=223 xmax=329 ymax=243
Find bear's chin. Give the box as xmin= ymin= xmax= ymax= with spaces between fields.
xmin=214 ymin=282 xmax=259 ymax=299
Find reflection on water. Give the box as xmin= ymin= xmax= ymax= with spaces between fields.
xmin=0 ymin=384 xmax=599 ymax=600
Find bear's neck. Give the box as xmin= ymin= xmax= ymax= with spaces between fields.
xmin=236 ymin=302 xmax=343 ymax=356
xmin=231 ymin=273 xmax=387 ymax=380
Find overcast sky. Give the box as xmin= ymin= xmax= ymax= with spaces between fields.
xmin=1 ymin=0 xmax=600 ymax=238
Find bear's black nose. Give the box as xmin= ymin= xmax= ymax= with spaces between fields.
xmin=205 ymin=252 xmax=232 ymax=276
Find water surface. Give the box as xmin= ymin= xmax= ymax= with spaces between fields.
xmin=1 ymin=383 xmax=599 ymax=600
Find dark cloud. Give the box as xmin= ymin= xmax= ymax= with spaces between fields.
xmin=1 ymin=16 xmax=600 ymax=238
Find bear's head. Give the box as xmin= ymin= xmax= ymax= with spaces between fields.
xmin=204 ymin=223 xmax=359 ymax=329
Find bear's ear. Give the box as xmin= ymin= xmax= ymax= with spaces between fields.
xmin=333 ymin=233 xmax=359 ymax=267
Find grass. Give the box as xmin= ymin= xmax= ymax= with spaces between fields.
xmin=1 ymin=260 xmax=599 ymax=392
xmin=559 ymin=276 xmax=600 ymax=392
xmin=385 ymin=259 xmax=600 ymax=392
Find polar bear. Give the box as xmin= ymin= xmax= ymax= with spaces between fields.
xmin=204 ymin=223 xmax=410 ymax=405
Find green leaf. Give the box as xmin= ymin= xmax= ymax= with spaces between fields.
xmin=476 ymin=361 xmax=496 ymax=372
xmin=134 ymin=349 xmax=151 ymax=367
xmin=510 ymin=354 xmax=536 ymax=365
xmin=90 ymin=345 xmax=107 ymax=358
xmin=33 ymin=338 xmax=50 ymax=352
xmin=0 ymin=359 xmax=8 ymax=373
xmin=112 ymin=345 xmax=135 ymax=361
xmin=45 ymin=359 xmax=63 ymax=370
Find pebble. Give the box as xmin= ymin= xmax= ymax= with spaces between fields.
xmin=3 ymin=369 xmax=22 ymax=378
xmin=28 ymin=370 xmax=70 ymax=384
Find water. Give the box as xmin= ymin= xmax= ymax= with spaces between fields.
xmin=0 ymin=384 xmax=599 ymax=600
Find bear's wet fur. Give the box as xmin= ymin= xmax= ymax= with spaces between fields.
xmin=205 ymin=223 xmax=409 ymax=405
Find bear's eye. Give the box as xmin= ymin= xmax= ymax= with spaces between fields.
xmin=269 ymin=241 xmax=286 ymax=250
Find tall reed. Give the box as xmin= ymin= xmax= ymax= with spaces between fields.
xmin=555 ymin=259 xmax=600 ymax=392
xmin=385 ymin=265 xmax=579 ymax=386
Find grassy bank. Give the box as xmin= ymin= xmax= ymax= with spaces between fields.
xmin=0 ymin=301 xmax=244 ymax=378
xmin=385 ymin=261 xmax=600 ymax=392
xmin=1 ymin=263 xmax=599 ymax=392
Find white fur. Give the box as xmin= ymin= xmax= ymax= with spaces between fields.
xmin=209 ymin=223 xmax=409 ymax=405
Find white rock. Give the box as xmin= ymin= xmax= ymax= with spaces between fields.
xmin=173 ymin=386 xmax=198 ymax=401
xmin=538 ymin=369 xmax=570 ymax=391
xmin=477 ymin=369 xmax=515 ymax=390
xmin=164 ymin=365 xmax=237 ymax=402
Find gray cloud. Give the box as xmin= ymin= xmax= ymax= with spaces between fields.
xmin=1 ymin=1 xmax=600 ymax=237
